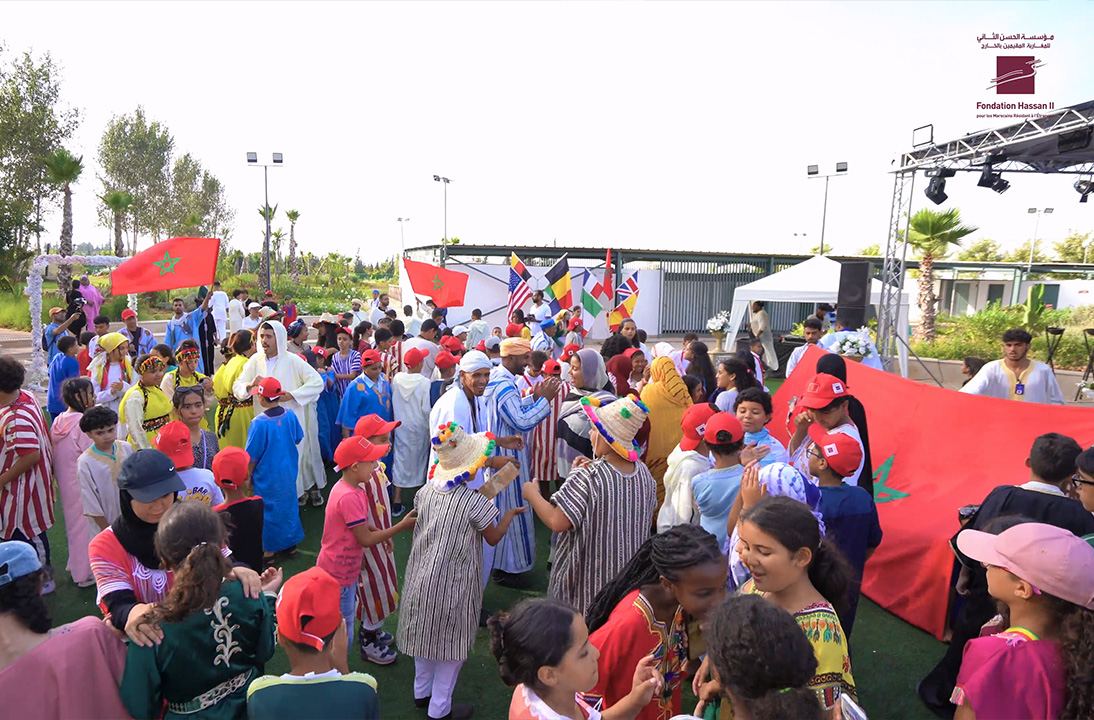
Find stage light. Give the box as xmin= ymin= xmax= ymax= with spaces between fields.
xmin=1076 ymin=179 xmax=1094 ymax=204
xmin=978 ymin=167 xmax=1009 ymax=194
xmin=924 ymin=168 xmax=955 ymax=205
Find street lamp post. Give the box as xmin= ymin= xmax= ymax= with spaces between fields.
xmin=397 ymin=217 xmax=410 ymax=255
xmin=247 ymin=151 xmax=283 ymax=291
xmin=433 ymin=175 xmax=451 ymax=266
xmin=1027 ymin=207 xmax=1054 ymax=272
xmin=807 ymin=162 xmax=848 ymax=255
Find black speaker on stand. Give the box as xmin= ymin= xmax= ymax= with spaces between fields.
xmin=836 ymin=261 xmax=872 ymax=328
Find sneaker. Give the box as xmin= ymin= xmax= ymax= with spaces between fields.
xmin=360 ymin=640 xmax=397 ymax=665
xmin=372 ymin=630 xmax=395 ymax=647
xmin=298 ymin=494 xmax=307 ymax=507
xmin=391 ymin=503 xmax=405 ymax=517
xmin=40 ymin=566 xmax=56 ymax=596
xmin=76 ymin=577 xmax=97 ymax=588
xmin=309 ymin=488 xmax=324 ymax=507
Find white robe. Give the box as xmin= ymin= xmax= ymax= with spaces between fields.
xmin=233 ymin=320 xmax=326 ymax=496
xmin=227 ymin=298 xmax=245 ymax=334
xmin=750 ymin=307 xmax=779 ymax=371
xmin=959 ymin=359 xmax=1065 ymax=405
xmin=391 ymin=372 xmax=432 ymax=489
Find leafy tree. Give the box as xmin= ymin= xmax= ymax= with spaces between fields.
xmin=168 ymin=153 xmax=233 ymax=240
xmin=809 ymin=243 xmax=833 ymax=255
xmin=956 ymin=237 xmax=1003 ymax=262
xmin=1003 ymin=240 xmax=1050 ymax=265
xmin=0 ymin=49 xmax=80 ymax=250
xmin=257 ymin=204 xmax=277 ymax=289
xmin=285 ymin=209 xmax=301 ymax=282
xmin=102 ymin=190 xmax=133 ymax=256
xmin=907 ymin=207 xmax=978 ymax=342
xmin=97 ymin=106 xmax=173 ymax=251
xmin=1052 ymin=231 xmax=1094 ymax=263
xmin=856 ymin=244 xmax=881 ymax=256
xmin=0 ymin=199 xmax=34 ymax=291
xmin=41 ymin=148 xmax=83 ymax=292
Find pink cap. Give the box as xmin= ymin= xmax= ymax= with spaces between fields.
xmin=957 ymin=523 xmax=1094 ymax=610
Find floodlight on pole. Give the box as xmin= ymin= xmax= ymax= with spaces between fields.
xmin=807 ymin=162 xmax=848 ymax=255
xmin=246 ymin=151 xmax=283 ymax=291
xmin=1027 ymin=207 xmax=1053 ymax=271
xmin=433 ymin=175 xmax=451 ymax=266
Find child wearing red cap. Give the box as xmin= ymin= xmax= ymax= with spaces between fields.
xmin=690 ymin=413 xmax=748 ymax=548
xmin=155 ymin=420 xmax=224 ymax=507
xmin=246 ymin=567 xmax=380 ymax=719
xmin=656 ymin=403 xmax=717 ymax=533
xmin=212 ymin=446 xmax=265 ymax=573
xmin=789 ymin=373 xmax=865 ymax=487
xmin=808 ymin=424 xmax=881 ymax=637
xmin=318 ymin=436 xmax=417 ymax=664
xmin=245 ymin=377 xmax=306 ymax=564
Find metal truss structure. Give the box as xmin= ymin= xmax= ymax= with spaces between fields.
xmin=877 ymin=100 xmax=1094 ymax=371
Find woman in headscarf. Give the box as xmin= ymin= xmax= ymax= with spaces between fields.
xmin=89 ymin=332 xmax=134 ymax=413
xmin=726 ymin=462 xmax=825 ymax=590
xmin=79 ymin=274 xmax=106 ymax=322
xmin=556 ymin=349 xmax=617 ymax=483
xmin=815 ymin=353 xmax=874 ymax=498
xmin=212 ymin=330 xmax=257 ymax=450
xmin=605 ymin=352 xmax=634 ymax=398
xmin=639 ymin=356 xmax=693 ymax=509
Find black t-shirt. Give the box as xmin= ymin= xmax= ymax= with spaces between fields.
xmin=215 ymin=496 xmax=265 ymax=572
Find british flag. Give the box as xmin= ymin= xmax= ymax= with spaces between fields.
xmin=615 ymin=272 xmax=640 ymax=300
xmin=507 ymin=253 xmax=533 ymax=321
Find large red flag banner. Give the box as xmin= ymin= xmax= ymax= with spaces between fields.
xmin=403 ymin=258 xmax=469 ymax=309
xmin=110 ymin=237 xmax=221 ymax=295
xmin=773 ymin=346 xmax=1094 ymax=639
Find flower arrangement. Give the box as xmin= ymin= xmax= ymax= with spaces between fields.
xmin=833 ymin=328 xmax=875 ymax=359
xmin=706 ymin=311 xmax=732 ymax=334
xmin=1078 ymin=380 xmax=1094 ymax=399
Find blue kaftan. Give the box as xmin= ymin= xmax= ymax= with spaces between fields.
xmin=163 ymin=309 xmax=208 ymax=367
xmin=337 ymin=373 xmax=395 ymax=473
xmin=316 ymin=368 xmax=341 ymax=463
xmin=244 ymin=406 xmax=305 ymax=553
xmin=483 ymin=365 xmax=551 ymax=574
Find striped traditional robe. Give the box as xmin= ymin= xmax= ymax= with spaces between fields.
xmin=355 ymin=463 xmax=399 ymax=627
xmin=522 ymin=381 xmax=571 ymax=487
xmin=0 ymin=391 xmax=55 ymax=539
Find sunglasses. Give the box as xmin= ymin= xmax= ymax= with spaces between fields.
xmin=175 ymin=386 xmax=205 ymax=397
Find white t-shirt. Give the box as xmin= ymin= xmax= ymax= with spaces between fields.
xmin=210 ymin=291 xmax=230 ymax=319
xmin=177 ymin=467 xmax=225 ymax=506
xmin=242 ymin=316 xmax=261 ymax=331
xmin=350 ymin=309 xmax=369 ymax=326
xmin=529 ymin=303 xmax=551 ymax=335
xmin=369 ymin=305 xmax=390 ymax=326
xmin=402 ymin=337 xmax=440 ymax=377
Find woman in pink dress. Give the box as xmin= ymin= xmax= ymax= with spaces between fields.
xmin=49 ymin=377 xmax=95 ymax=586
xmin=79 ymin=274 xmax=106 ymax=322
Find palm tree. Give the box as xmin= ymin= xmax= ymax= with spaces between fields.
xmin=271 ymin=228 xmax=286 ymax=277
xmin=285 ymin=209 xmax=301 ymax=282
xmin=257 ymin=204 xmax=277 ymax=291
xmin=907 ymin=207 xmax=979 ymax=342
xmin=102 ymin=191 xmax=135 ymax=257
xmin=42 ymin=149 xmax=84 ymax=292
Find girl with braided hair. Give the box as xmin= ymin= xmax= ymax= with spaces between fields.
xmin=118 ymin=354 xmax=171 ymax=449
xmin=160 ymin=339 xmax=215 ymax=431
xmin=119 ymin=501 xmax=282 ymax=720
xmin=584 ymin=524 xmax=727 ymax=720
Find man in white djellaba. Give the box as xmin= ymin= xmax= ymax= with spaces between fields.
xmin=960 ymin=327 xmax=1065 ymax=404
xmin=233 ymin=320 xmax=328 ymax=505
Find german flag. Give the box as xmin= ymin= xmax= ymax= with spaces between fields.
xmin=543 ymin=254 xmax=573 ymax=315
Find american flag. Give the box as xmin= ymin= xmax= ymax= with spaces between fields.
xmin=616 ymin=272 xmax=640 ymax=300
xmin=507 ymin=253 xmax=533 ymax=321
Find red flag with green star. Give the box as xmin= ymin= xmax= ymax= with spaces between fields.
xmin=402 ymin=258 xmax=468 ymax=308
xmin=110 ymin=237 xmax=221 ymax=294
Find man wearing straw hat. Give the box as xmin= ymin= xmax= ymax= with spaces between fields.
xmin=483 ymin=337 xmax=561 ymax=587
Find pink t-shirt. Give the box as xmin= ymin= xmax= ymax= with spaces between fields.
xmin=951 ymin=627 xmax=1066 ymax=720
xmin=316 ymin=480 xmax=372 ymax=587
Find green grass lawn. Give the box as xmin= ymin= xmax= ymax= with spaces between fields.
xmin=42 ymin=470 xmax=944 ymax=720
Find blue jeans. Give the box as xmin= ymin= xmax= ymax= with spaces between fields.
xmin=339 ymin=585 xmax=357 ymax=652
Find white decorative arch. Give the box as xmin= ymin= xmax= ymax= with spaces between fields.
xmin=25 ymin=254 xmax=136 ymax=389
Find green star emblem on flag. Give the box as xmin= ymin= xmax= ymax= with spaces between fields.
xmin=432 ymin=274 xmax=445 ymax=291
xmin=153 ymin=250 xmax=181 ymax=276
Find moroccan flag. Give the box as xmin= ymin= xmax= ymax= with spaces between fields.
xmin=607 ymin=272 xmax=639 ymax=331
xmin=773 ymin=346 xmax=1094 ymax=640
xmin=542 ymin=255 xmax=573 ymax=315
xmin=110 ymin=237 xmax=220 ymax=294
xmin=403 ymin=258 xmax=468 ymax=308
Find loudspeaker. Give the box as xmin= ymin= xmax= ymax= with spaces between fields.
xmin=837 ymin=261 xmax=871 ymax=329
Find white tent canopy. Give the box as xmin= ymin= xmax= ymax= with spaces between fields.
xmin=726 ymin=255 xmax=911 ymax=377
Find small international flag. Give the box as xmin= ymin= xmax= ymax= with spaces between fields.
xmin=507 ymin=253 xmax=533 ymax=321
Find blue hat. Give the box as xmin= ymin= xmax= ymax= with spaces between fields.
xmin=0 ymin=541 xmax=41 ymax=586
xmin=118 ymin=449 xmax=185 ymax=503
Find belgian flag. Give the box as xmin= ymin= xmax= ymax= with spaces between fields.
xmin=543 ymin=254 xmax=573 ymax=315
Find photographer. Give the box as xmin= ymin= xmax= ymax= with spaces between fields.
xmin=65 ymin=279 xmax=88 ymax=338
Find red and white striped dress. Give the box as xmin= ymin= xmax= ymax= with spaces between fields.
xmin=355 ymin=462 xmax=399 ymax=627
xmin=0 ymin=390 xmax=55 ymax=539
xmin=515 ymin=372 xmax=543 ymax=395
xmin=522 ymin=381 xmax=572 ymax=484
xmin=385 ymin=341 xmax=404 ymax=378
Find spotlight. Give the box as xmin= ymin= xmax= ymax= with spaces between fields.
xmin=924 ymin=168 xmax=955 ymax=205
xmin=978 ymin=167 xmax=1010 ymax=194
xmin=1076 ymin=179 xmax=1094 ymax=204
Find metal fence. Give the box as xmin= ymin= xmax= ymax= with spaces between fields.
xmin=658 ymin=260 xmax=813 ymax=335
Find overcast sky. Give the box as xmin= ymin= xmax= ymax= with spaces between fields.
xmin=5 ymin=0 xmax=1093 ymax=263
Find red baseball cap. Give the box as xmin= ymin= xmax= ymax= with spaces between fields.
xmin=542 ymin=359 xmax=562 ymax=376
xmin=250 ymin=377 xmax=284 ymax=400
xmin=121 ymin=309 xmax=137 ymax=321
xmin=311 ymin=346 xmax=328 ymax=359
xmin=505 ymin=322 xmax=524 ymax=338
xmin=435 ymin=350 xmax=458 ymax=370
xmin=265 ymin=290 xmax=274 ymax=297
xmin=336 ymin=326 xmax=352 ymax=337
xmin=212 ymin=446 xmax=250 ymax=489
xmin=474 ymin=340 xmax=487 ymax=352
xmin=334 ymin=436 xmax=390 ymax=472
xmin=276 ymin=566 xmax=343 ymax=651
xmin=704 ymin=412 xmax=744 ymax=445
xmin=799 ymin=373 xmax=850 ymax=410
xmin=680 ymin=403 xmax=719 ymax=452
xmin=361 ymin=349 xmax=383 ymax=366
xmin=354 ymin=414 xmax=400 ymax=439
xmin=154 ymin=421 xmax=193 ymax=467
xmin=404 ymin=347 xmax=429 ymax=369
xmin=441 ymin=336 xmax=463 ymax=353
xmin=560 ymin=343 xmax=581 ymax=362
xmin=568 ymin=318 xmax=582 ymax=331
xmin=807 ymin=425 xmax=863 ymax=477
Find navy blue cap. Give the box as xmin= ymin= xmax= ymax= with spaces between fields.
xmin=118 ymin=449 xmax=185 ymax=503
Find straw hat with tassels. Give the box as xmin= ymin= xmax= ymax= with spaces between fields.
xmin=428 ymin=422 xmax=497 ymax=491
xmin=581 ymin=395 xmax=649 ymax=461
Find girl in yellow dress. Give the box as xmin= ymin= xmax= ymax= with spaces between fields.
xmin=160 ymin=339 xmax=215 ymax=430
xmin=118 ymin=354 xmax=171 ymax=448
xmin=212 ymin=330 xmax=257 ymax=449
